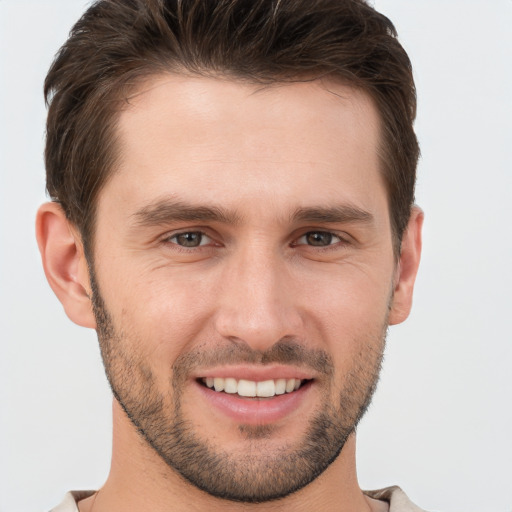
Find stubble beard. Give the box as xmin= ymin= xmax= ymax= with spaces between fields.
xmin=90 ymin=271 xmax=387 ymax=503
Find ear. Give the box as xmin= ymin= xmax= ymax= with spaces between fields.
xmin=388 ymin=206 xmax=424 ymax=325
xmin=36 ymin=202 xmax=96 ymax=329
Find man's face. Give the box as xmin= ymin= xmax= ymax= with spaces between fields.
xmin=90 ymin=76 xmax=396 ymax=502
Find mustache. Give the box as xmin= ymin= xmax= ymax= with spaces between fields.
xmin=172 ymin=337 xmax=334 ymax=379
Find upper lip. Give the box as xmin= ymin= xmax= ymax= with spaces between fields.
xmin=193 ymin=364 xmax=315 ymax=382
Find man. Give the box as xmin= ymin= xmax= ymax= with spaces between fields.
xmin=36 ymin=0 xmax=424 ymax=510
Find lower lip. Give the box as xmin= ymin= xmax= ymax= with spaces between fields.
xmin=194 ymin=380 xmax=313 ymax=425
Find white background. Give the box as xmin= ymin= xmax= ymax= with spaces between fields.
xmin=0 ymin=1 xmax=511 ymax=511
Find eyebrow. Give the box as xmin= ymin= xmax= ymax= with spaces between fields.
xmin=290 ymin=205 xmax=374 ymax=225
xmin=131 ymin=197 xmax=373 ymax=228
xmin=131 ymin=198 xmax=242 ymax=227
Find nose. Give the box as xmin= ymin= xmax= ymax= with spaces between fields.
xmin=213 ymin=245 xmax=304 ymax=352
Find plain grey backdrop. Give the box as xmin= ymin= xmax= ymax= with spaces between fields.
xmin=1 ymin=1 xmax=511 ymax=510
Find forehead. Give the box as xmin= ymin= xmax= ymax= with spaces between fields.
xmin=102 ymin=74 xmax=385 ymax=222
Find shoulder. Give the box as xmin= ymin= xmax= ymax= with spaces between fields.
xmin=364 ymin=486 xmax=428 ymax=512
xmin=49 ymin=491 xmax=95 ymax=512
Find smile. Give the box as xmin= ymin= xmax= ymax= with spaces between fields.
xmin=201 ymin=377 xmax=305 ymax=398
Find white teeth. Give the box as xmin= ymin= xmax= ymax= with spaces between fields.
xmin=203 ymin=377 xmax=304 ymax=397
xmin=285 ymin=379 xmax=296 ymax=393
xmin=256 ymin=380 xmax=275 ymax=397
xmin=275 ymin=378 xmax=286 ymax=395
xmin=213 ymin=377 xmax=225 ymax=392
xmin=237 ymin=379 xmax=256 ymax=397
xmin=224 ymin=378 xmax=238 ymax=394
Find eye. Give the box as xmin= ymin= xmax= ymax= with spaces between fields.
xmin=295 ymin=231 xmax=342 ymax=247
xmin=167 ymin=231 xmax=212 ymax=248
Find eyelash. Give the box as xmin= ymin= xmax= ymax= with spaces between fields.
xmin=163 ymin=231 xmax=214 ymax=249
xmin=162 ymin=230 xmax=348 ymax=251
xmin=293 ymin=231 xmax=344 ymax=248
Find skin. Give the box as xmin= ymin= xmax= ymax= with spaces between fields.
xmin=36 ymin=75 xmax=423 ymax=512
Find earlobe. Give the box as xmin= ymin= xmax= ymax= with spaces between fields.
xmin=388 ymin=206 xmax=424 ymax=326
xmin=35 ymin=202 xmax=96 ymax=329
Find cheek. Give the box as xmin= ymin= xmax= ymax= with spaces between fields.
xmin=303 ymin=258 xmax=393 ymax=314
xmin=98 ymin=261 xmax=218 ymax=364
xmin=301 ymin=264 xmax=392 ymax=359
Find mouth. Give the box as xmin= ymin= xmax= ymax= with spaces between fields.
xmin=199 ymin=377 xmax=310 ymax=398
xmin=193 ymin=367 xmax=316 ymax=424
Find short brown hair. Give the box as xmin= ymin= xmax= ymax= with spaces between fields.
xmin=44 ymin=0 xmax=419 ymax=256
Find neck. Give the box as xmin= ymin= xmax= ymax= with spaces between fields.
xmin=80 ymin=400 xmax=380 ymax=512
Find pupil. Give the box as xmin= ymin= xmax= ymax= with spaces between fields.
xmin=307 ymin=232 xmax=332 ymax=246
xmin=177 ymin=232 xmax=201 ymax=247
